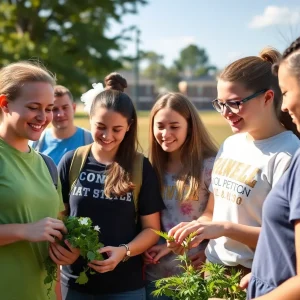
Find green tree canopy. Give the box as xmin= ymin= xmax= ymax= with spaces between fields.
xmin=175 ymin=44 xmax=216 ymax=78
xmin=141 ymin=51 xmax=180 ymax=91
xmin=0 ymin=0 xmax=147 ymax=97
xmin=140 ymin=45 xmax=216 ymax=91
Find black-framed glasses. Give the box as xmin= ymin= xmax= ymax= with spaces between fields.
xmin=212 ymin=89 xmax=268 ymax=114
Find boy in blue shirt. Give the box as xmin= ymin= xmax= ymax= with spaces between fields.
xmin=32 ymin=85 xmax=93 ymax=165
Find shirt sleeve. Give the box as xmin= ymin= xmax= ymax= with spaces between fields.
xmin=203 ymin=157 xmax=215 ymax=192
xmin=287 ymin=150 xmax=300 ymax=223
xmin=271 ymin=152 xmax=294 ymax=187
xmin=209 ymin=143 xmax=224 ymax=193
xmin=57 ymin=150 xmax=75 ymax=204
xmin=56 ymin=179 xmax=65 ymax=213
xmin=138 ymin=157 xmax=165 ymax=216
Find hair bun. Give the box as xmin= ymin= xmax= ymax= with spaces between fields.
xmin=259 ymin=47 xmax=281 ymax=64
xmin=104 ymin=72 xmax=127 ymax=92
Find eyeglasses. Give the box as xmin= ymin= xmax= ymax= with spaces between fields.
xmin=212 ymin=89 xmax=268 ymax=114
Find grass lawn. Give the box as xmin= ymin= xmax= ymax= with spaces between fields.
xmin=74 ymin=110 xmax=233 ymax=153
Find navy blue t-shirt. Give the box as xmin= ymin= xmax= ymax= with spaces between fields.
xmin=248 ymin=148 xmax=300 ymax=298
xmin=58 ymin=149 xmax=165 ymax=295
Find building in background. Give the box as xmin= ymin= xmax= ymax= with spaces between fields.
xmin=117 ymin=71 xmax=217 ymax=110
xmin=178 ymin=75 xmax=217 ymax=109
xmin=119 ymin=70 xmax=157 ymax=110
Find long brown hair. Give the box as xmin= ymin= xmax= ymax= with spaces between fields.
xmin=219 ymin=47 xmax=299 ymax=137
xmin=149 ymin=92 xmax=217 ymax=201
xmin=90 ymin=72 xmax=139 ymax=198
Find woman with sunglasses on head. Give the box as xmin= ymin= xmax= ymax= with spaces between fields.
xmin=168 ymin=48 xmax=300 ymax=276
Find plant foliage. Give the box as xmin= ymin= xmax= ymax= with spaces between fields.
xmin=152 ymin=231 xmax=246 ymax=300
xmin=44 ymin=216 xmax=104 ymax=296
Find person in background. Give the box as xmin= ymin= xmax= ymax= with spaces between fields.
xmin=144 ymin=92 xmax=217 ymax=300
xmin=168 ymin=47 xmax=300 ymax=277
xmin=32 ymin=85 xmax=93 ymax=165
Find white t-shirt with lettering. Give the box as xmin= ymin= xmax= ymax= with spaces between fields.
xmin=206 ymin=131 xmax=300 ymax=268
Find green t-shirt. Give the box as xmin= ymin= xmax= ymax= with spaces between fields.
xmin=0 ymin=139 xmax=64 ymax=300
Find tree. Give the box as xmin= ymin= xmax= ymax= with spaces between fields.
xmin=175 ymin=44 xmax=216 ymax=78
xmin=0 ymin=0 xmax=147 ymax=97
xmin=141 ymin=51 xmax=180 ymax=91
xmin=141 ymin=51 xmax=167 ymax=86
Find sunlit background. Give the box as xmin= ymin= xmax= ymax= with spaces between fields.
xmin=1 ymin=0 xmax=299 ymax=151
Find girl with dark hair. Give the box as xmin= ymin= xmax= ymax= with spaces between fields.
xmin=246 ymin=37 xmax=300 ymax=299
xmin=54 ymin=73 xmax=164 ymax=300
xmin=168 ymin=48 xmax=300 ymax=277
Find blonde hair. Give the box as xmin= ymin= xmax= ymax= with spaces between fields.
xmin=0 ymin=61 xmax=56 ymax=100
xmin=0 ymin=61 xmax=56 ymax=122
xmin=149 ymin=92 xmax=217 ymax=201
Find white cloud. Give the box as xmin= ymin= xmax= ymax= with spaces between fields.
xmin=249 ymin=6 xmax=300 ymax=29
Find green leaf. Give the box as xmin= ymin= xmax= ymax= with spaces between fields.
xmin=43 ymin=275 xmax=53 ymax=285
xmin=151 ymin=229 xmax=175 ymax=242
xmin=87 ymin=251 xmax=96 ymax=261
xmin=76 ymin=271 xmax=89 ymax=285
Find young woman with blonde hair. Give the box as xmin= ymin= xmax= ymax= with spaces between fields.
xmin=0 ymin=61 xmax=69 ymax=300
xmin=144 ymin=92 xmax=217 ymax=299
xmin=168 ymin=48 xmax=300 ymax=276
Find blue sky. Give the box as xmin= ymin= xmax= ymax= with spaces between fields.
xmin=108 ymin=0 xmax=300 ymax=69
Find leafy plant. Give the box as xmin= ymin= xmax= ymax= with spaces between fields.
xmin=152 ymin=231 xmax=246 ymax=300
xmin=44 ymin=216 xmax=104 ymax=297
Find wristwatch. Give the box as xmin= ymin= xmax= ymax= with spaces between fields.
xmin=119 ymin=244 xmax=131 ymax=262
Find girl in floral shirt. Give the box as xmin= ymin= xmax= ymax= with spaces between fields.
xmin=144 ymin=92 xmax=217 ymax=299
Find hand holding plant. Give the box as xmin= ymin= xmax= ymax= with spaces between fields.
xmin=49 ymin=239 xmax=81 ymax=265
xmin=24 ymin=217 xmax=67 ymax=243
xmin=88 ymin=245 xmax=126 ymax=273
xmin=168 ymin=220 xmax=225 ymax=248
xmin=44 ymin=216 xmax=104 ymax=297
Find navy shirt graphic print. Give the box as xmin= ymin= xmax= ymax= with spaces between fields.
xmin=58 ymin=149 xmax=164 ymax=295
